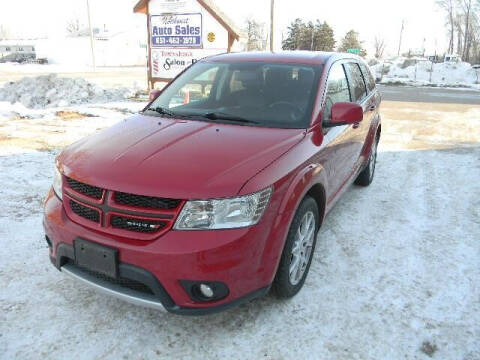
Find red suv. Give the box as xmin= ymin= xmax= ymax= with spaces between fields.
xmin=44 ymin=52 xmax=381 ymax=315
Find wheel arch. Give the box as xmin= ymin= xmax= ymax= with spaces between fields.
xmin=305 ymin=183 xmax=327 ymax=227
xmin=376 ymin=123 xmax=382 ymax=139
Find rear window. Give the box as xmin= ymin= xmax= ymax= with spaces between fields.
xmin=359 ymin=63 xmax=376 ymax=92
xmin=344 ymin=63 xmax=367 ymax=103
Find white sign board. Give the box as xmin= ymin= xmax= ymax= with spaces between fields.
xmin=148 ymin=0 xmax=231 ymax=80
xmin=150 ymin=13 xmax=202 ymax=48
xmin=151 ymin=48 xmax=220 ymax=78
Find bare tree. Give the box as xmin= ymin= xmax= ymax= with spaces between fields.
xmin=469 ymin=9 xmax=480 ymax=63
xmin=245 ymin=18 xmax=267 ymax=51
xmin=374 ymin=36 xmax=386 ymax=58
xmin=460 ymin=0 xmax=473 ymax=61
xmin=436 ymin=0 xmax=457 ymax=53
xmin=455 ymin=12 xmax=465 ymax=55
xmin=66 ymin=16 xmax=81 ymax=37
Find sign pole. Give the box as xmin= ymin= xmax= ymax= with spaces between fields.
xmin=146 ymin=0 xmax=153 ymax=90
xmin=86 ymin=0 xmax=96 ymax=72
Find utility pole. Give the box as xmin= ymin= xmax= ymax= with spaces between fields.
xmin=397 ymin=19 xmax=404 ymax=56
xmin=86 ymin=0 xmax=96 ymax=71
xmin=270 ymin=0 xmax=275 ymax=52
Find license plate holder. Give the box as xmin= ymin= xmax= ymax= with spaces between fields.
xmin=74 ymin=238 xmax=118 ymax=278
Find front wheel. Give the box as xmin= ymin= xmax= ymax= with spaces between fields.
xmin=272 ymin=196 xmax=319 ymax=298
xmin=355 ymin=137 xmax=378 ymax=186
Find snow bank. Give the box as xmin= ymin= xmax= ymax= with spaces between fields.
xmin=371 ymin=58 xmax=480 ymax=88
xmin=0 ymin=74 xmax=135 ymax=108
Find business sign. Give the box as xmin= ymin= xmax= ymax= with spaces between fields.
xmin=150 ymin=13 xmax=202 ymax=48
xmin=151 ymin=48 xmax=221 ymax=78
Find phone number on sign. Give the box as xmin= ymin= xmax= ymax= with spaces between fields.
xmin=152 ymin=36 xmax=202 ymax=47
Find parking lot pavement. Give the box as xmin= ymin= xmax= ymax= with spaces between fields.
xmin=0 ymin=95 xmax=479 ymax=359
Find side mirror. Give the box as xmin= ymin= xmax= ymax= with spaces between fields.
xmin=149 ymin=89 xmax=161 ymax=102
xmin=324 ymin=102 xmax=363 ymax=128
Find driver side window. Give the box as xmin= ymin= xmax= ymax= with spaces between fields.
xmin=323 ymin=63 xmax=351 ymax=123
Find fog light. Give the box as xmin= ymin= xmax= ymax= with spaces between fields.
xmin=199 ymin=284 xmax=214 ymax=298
xmin=180 ymin=280 xmax=229 ymax=302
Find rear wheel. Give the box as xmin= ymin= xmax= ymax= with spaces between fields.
xmin=272 ymin=196 xmax=319 ymax=298
xmin=355 ymin=137 xmax=378 ymax=186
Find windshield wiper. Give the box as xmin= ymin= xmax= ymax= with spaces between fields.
xmin=203 ymin=112 xmax=258 ymax=124
xmin=145 ymin=106 xmax=176 ymax=117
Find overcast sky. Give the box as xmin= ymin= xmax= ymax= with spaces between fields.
xmin=0 ymin=0 xmax=447 ymax=56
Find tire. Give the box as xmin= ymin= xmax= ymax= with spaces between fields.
xmin=272 ymin=196 xmax=320 ymax=298
xmin=355 ymin=136 xmax=379 ymax=186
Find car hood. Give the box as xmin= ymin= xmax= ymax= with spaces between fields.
xmin=59 ymin=114 xmax=305 ymax=199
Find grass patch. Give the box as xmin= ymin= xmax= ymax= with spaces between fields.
xmin=55 ymin=111 xmax=95 ymax=120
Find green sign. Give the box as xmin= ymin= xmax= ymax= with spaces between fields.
xmin=347 ymin=48 xmax=361 ymax=54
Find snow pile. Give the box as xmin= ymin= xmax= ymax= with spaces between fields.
xmin=0 ymin=74 xmax=135 ymax=108
xmin=371 ymin=58 xmax=480 ymax=88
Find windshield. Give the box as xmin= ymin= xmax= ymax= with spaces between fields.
xmin=147 ymin=61 xmax=322 ymax=129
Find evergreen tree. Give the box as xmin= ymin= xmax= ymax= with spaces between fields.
xmin=338 ymin=30 xmax=367 ymax=56
xmin=298 ymin=21 xmax=315 ymax=50
xmin=283 ymin=19 xmax=336 ymax=52
xmin=313 ymin=21 xmax=336 ymax=51
xmin=282 ymin=18 xmax=305 ymax=50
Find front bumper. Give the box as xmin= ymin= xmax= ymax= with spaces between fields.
xmin=44 ymin=189 xmax=285 ymax=314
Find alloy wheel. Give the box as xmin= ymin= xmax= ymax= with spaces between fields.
xmin=289 ymin=211 xmax=316 ymax=285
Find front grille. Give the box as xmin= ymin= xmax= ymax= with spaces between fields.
xmin=114 ymin=191 xmax=180 ymax=210
xmin=70 ymin=261 xmax=154 ymax=295
xmin=70 ymin=200 xmax=100 ymax=223
xmin=111 ymin=215 xmax=166 ymax=233
xmin=66 ymin=177 xmax=103 ymax=199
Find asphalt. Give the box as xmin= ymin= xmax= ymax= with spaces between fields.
xmin=378 ymin=85 xmax=480 ymax=105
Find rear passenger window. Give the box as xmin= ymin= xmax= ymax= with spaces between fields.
xmin=359 ymin=63 xmax=376 ymax=92
xmin=323 ymin=63 xmax=351 ymax=122
xmin=344 ymin=63 xmax=367 ymax=102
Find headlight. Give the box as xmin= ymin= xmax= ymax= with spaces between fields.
xmin=53 ymin=166 xmax=63 ymax=200
xmin=174 ymin=187 xmax=273 ymax=230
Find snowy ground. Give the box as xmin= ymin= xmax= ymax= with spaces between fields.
xmin=0 ymin=97 xmax=479 ymax=359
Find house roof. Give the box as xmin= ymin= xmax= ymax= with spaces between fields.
xmin=133 ymin=0 xmax=240 ymax=40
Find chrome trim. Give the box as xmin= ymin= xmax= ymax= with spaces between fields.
xmin=61 ymin=263 xmax=167 ymax=311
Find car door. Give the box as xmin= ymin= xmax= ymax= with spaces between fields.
xmin=343 ymin=62 xmax=371 ymax=172
xmin=359 ymin=61 xmax=381 ymax=138
xmin=319 ymin=61 xmax=355 ymax=200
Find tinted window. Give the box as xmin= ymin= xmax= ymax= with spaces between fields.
xmin=323 ymin=63 xmax=351 ymax=122
xmin=167 ymin=66 xmax=219 ymax=108
xmin=359 ymin=63 xmax=376 ymax=92
xmin=150 ymin=62 xmax=321 ymax=129
xmin=344 ymin=63 xmax=367 ymax=102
